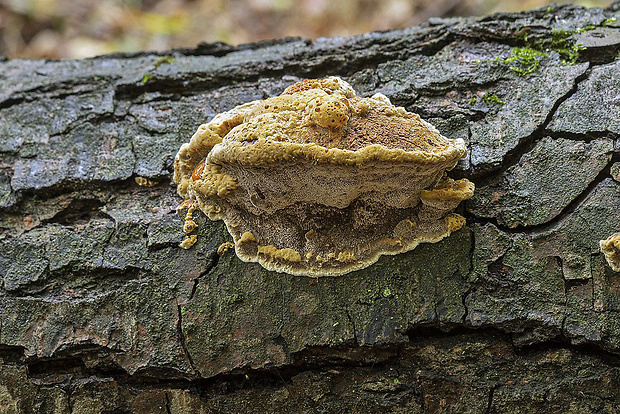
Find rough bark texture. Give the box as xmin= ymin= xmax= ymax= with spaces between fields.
xmin=1 ymin=3 xmax=620 ymax=413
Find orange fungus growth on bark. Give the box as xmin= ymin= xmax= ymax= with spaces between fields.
xmin=173 ymin=76 xmax=474 ymax=276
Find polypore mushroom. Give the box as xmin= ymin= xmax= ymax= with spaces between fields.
xmin=601 ymin=233 xmax=620 ymax=272
xmin=174 ymin=77 xmax=474 ymax=276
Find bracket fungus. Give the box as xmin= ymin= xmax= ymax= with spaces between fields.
xmin=174 ymin=77 xmax=474 ymax=276
xmin=601 ymin=233 xmax=620 ymax=272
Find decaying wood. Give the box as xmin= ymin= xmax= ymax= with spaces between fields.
xmin=1 ymin=3 xmax=619 ymax=412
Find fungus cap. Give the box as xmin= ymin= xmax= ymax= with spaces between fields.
xmin=174 ymin=76 xmax=474 ymax=276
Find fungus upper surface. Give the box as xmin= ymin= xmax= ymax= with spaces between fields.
xmin=174 ymin=76 xmax=473 ymax=276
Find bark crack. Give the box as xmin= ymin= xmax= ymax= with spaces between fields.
xmin=189 ymin=251 xmax=220 ymax=301
xmin=164 ymin=392 xmax=173 ymax=414
xmin=484 ymin=384 xmax=499 ymax=414
xmin=345 ymin=308 xmax=359 ymax=345
xmin=468 ymin=153 xmax=620 ymax=236
xmin=176 ymin=301 xmax=201 ymax=378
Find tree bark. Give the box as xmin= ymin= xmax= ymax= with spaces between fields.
xmin=1 ymin=3 xmax=620 ymax=412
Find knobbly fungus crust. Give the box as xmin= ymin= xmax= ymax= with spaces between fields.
xmin=601 ymin=233 xmax=620 ymax=272
xmin=173 ymin=76 xmax=474 ymax=276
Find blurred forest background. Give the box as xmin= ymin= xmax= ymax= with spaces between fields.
xmin=0 ymin=0 xmax=614 ymax=59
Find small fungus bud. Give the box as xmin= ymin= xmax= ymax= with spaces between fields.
xmin=173 ymin=76 xmax=474 ymax=276
xmin=135 ymin=176 xmax=159 ymax=187
xmin=601 ymin=233 xmax=620 ymax=272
